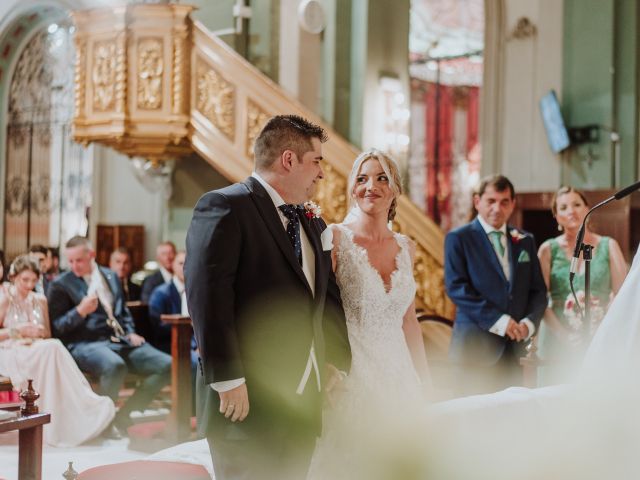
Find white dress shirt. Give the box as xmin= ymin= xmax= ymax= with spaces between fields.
xmin=476 ymin=215 xmax=535 ymax=340
xmin=172 ymin=277 xmax=189 ymax=316
xmin=211 ymin=172 xmax=321 ymax=394
xmin=159 ymin=266 xmax=172 ymax=283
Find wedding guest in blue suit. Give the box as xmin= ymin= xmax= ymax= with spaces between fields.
xmin=445 ymin=175 xmax=547 ymax=395
xmin=148 ymin=250 xmax=198 ymax=411
xmin=48 ymin=236 xmax=172 ymax=435
xmin=148 ymin=250 xmax=198 ymax=362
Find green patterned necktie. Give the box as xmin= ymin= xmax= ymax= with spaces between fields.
xmin=489 ymin=230 xmax=505 ymax=257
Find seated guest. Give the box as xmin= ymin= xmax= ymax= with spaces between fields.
xmin=0 ymin=255 xmax=115 ymax=446
xmin=141 ymin=241 xmax=176 ymax=303
xmin=29 ymin=244 xmax=53 ymax=294
xmin=537 ymin=186 xmax=628 ymax=384
xmin=149 ymin=251 xmax=198 ymax=405
xmin=110 ymin=247 xmax=141 ymax=302
xmin=148 ymin=251 xmax=192 ymax=352
xmin=49 ymin=246 xmax=66 ymax=277
xmin=47 ymin=236 xmax=171 ymax=434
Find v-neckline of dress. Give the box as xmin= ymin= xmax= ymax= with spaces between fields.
xmin=341 ymin=225 xmax=402 ymax=295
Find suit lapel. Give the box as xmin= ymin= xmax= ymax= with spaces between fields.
xmin=68 ymin=273 xmax=89 ymax=302
xmin=299 ymin=211 xmax=328 ymax=303
xmin=507 ymin=227 xmax=521 ymax=292
xmin=244 ymin=177 xmax=313 ymax=294
xmin=169 ymin=283 xmax=181 ymax=313
xmin=471 ymin=219 xmax=508 ymax=282
xmin=99 ymin=266 xmax=122 ymax=314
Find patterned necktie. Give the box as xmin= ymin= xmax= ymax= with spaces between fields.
xmin=278 ymin=204 xmax=302 ymax=265
xmin=489 ymin=230 xmax=505 ymax=257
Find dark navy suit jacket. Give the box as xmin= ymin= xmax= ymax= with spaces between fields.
xmin=148 ymin=281 xmax=196 ymax=352
xmin=48 ymin=266 xmax=135 ymax=348
xmin=445 ymin=218 xmax=547 ymax=366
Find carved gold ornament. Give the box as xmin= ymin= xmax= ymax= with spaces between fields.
xmin=196 ymin=59 xmax=235 ymax=140
xmin=313 ymin=163 xmax=348 ymax=225
xmin=92 ymin=41 xmax=117 ymax=111
xmin=246 ymin=100 xmax=270 ymax=157
xmin=137 ymin=37 xmax=164 ymax=110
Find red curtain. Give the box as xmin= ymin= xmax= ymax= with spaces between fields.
xmin=422 ymin=83 xmax=480 ymax=230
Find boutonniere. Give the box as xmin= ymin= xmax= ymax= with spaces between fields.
xmin=509 ymin=229 xmax=526 ymax=244
xmin=303 ymin=201 xmax=322 ymax=219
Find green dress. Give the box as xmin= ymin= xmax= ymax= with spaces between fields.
xmin=538 ymin=236 xmax=612 ymax=385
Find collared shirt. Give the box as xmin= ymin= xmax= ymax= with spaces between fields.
xmin=476 ymin=215 xmax=535 ymax=340
xmin=159 ymin=266 xmax=172 ymax=284
xmin=210 ymin=172 xmax=320 ymax=395
xmin=173 ymin=277 xmax=189 ymax=316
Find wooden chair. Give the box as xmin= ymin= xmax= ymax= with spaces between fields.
xmin=419 ymin=314 xmax=454 ymax=393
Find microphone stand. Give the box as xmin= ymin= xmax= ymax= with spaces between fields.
xmin=570 ymin=180 xmax=640 ymax=334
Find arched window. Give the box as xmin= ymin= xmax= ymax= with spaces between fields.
xmin=4 ymin=20 xmax=92 ymax=259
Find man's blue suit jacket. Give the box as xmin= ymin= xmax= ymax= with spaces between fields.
xmin=148 ymin=282 xmax=196 ymax=352
xmin=445 ymin=218 xmax=547 ymax=366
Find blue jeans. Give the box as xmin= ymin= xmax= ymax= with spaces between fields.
xmin=70 ymin=340 xmax=171 ymax=418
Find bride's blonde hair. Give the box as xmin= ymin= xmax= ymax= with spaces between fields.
xmin=347 ymin=149 xmax=403 ymax=222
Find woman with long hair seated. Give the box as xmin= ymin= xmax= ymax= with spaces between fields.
xmin=0 ymin=254 xmax=115 ymax=446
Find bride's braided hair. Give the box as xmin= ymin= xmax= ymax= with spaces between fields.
xmin=347 ymin=149 xmax=403 ymax=222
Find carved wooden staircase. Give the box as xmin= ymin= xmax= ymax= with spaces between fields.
xmin=71 ymin=4 xmax=454 ymax=319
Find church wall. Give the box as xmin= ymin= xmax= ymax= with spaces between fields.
xmin=562 ymin=0 xmax=639 ymax=189
xmin=168 ymin=155 xmax=230 ymax=250
xmin=497 ymin=0 xmax=564 ymax=192
xmin=91 ymin=146 xmax=166 ymax=264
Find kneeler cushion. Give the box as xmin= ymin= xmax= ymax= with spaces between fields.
xmin=77 ymin=460 xmax=210 ymax=480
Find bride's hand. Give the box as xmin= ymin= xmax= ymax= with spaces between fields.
xmin=324 ymin=364 xmax=347 ymax=408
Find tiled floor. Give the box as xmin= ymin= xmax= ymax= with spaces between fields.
xmin=0 ymin=433 xmax=146 ymax=480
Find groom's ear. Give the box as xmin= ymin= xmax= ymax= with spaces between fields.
xmin=281 ymin=149 xmax=296 ymax=171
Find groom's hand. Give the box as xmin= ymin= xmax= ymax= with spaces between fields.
xmin=219 ymin=384 xmax=249 ymax=422
xmin=505 ymin=319 xmax=524 ymax=341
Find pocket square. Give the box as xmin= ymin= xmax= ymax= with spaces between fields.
xmin=518 ymin=250 xmax=530 ymax=263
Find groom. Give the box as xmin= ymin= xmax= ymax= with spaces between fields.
xmin=445 ymin=174 xmax=547 ymax=395
xmin=185 ymin=115 xmax=351 ymax=480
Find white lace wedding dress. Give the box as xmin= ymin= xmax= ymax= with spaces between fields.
xmin=307 ymin=224 xmax=425 ymax=479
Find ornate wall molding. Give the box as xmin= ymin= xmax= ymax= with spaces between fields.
xmin=137 ymin=37 xmax=164 ymax=110
xmin=246 ymin=100 xmax=270 ymax=157
xmin=92 ymin=40 xmax=117 ymax=112
xmin=195 ymin=58 xmax=235 ymax=140
xmin=72 ymin=4 xmax=193 ymax=159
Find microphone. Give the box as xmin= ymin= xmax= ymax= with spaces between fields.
xmin=569 ymin=223 xmax=586 ymax=280
xmin=614 ymin=180 xmax=640 ymax=200
xmin=570 ymin=179 xmax=640 ymax=279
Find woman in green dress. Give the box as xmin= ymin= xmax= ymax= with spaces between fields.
xmin=537 ymin=186 xmax=628 ymax=385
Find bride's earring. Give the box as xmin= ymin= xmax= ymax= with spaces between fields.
xmin=557 ymin=224 xmax=563 ymax=232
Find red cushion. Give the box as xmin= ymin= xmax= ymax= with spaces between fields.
xmin=78 ymin=460 xmax=209 ymax=480
xmin=126 ymin=421 xmax=166 ymax=439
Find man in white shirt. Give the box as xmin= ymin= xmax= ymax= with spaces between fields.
xmin=185 ymin=115 xmax=350 ymax=480
xmin=445 ymin=175 xmax=547 ymax=395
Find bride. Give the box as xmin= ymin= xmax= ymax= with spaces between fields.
xmin=307 ymin=149 xmax=431 ymax=479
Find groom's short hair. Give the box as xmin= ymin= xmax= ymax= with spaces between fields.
xmin=476 ymin=174 xmax=515 ymax=200
xmin=253 ymin=115 xmax=328 ymax=170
